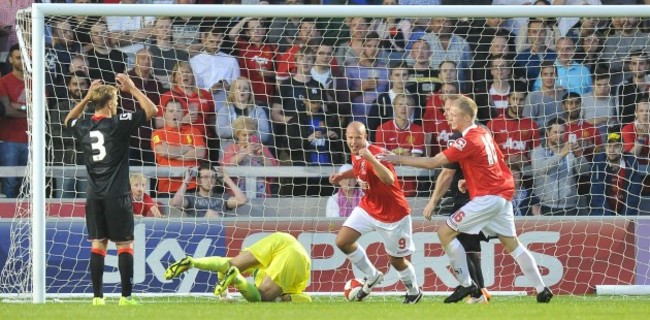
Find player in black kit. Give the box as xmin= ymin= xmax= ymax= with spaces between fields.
xmin=64 ymin=74 xmax=158 ymax=306
xmin=424 ymin=95 xmax=491 ymax=304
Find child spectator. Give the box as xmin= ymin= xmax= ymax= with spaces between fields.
xmin=325 ymin=164 xmax=362 ymax=218
xmin=130 ymin=173 xmax=163 ymax=218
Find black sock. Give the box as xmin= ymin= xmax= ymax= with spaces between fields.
xmin=118 ymin=251 xmax=134 ymax=297
xmin=90 ymin=251 xmax=105 ymax=298
xmin=466 ymin=252 xmax=485 ymax=289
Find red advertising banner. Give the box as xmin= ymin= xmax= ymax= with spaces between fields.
xmin=224 ymin=219 xmax=636 ymax=295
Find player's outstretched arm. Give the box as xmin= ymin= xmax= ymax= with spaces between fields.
xmin=116 ymin=73 xmax=158 ymax=120
xmin=63 ymin=79 xmax=102 ymax=127
xmin=385 ymin=152 xmax=450 ymax=169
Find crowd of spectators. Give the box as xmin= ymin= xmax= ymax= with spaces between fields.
xmin=1 ymin=0 xmax=650 ymax=216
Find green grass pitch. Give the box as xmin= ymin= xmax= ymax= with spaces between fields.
xmin=2 ymin=295 xmax=650 ymax=320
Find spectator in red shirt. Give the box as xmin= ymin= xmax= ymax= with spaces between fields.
xmin=130 ymin=173 xmax=163 ymax=218
xmin=228 ymin=17 xmax=277 ymax=106
xmin=0 ymin=45 xmax=28 ymax=198
xmin=422 ymin=83 xmax=459 ymax=156
xmin=386 ymin=95 xmax=552 ymax=304
xmin=621 ymin=100 xmax=650 ymax=164
xmin=374 ymin=94 xmax=425 ymax=196
xmin=275 ymin=19 xmax=321 ymax=82
xmin=487 ymin=82 xmax=540 ymax=170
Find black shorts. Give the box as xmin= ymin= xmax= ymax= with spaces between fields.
xmin=85 ymin=195 xmax=134 ymax=242
xmin=457 ymin=232 xmax=489 ymax=253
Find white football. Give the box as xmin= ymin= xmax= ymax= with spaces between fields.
xmin=343 ymin=278 xmax=364 ymax=301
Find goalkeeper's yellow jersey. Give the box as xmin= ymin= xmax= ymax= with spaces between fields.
xmin=243 ymin=232 xmax=311 ymax=294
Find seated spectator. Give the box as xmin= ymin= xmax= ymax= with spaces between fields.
xmin=406 ymin=39 xmax=441 ymax=106
xmin=618 ymin=50 xmax=649 ymax=125
xmin=560 ymin=92 xmax=603 ymax=160
xmin=170 ymin=163 xmax=248 ymax=218
xmin=368 ymin=62 xmax=419 ymax=141
xmin=228 ymin=17 xmax=277 ymax=106
xmin=513 ymin=19 xmax=556 ymax=84
xmin=462 ymin=17 xmax=515 ymax=67
xmin=0 ymin=45 xmax=28 ymax=198
xmin=345 ymin=32 xmax=389 ymax=125
xmin=374 ymin=94 xmax=425 ymax=196
xmin=121 ymin=48 xmax=164 ymax=166
xmin=474 ymin=55 xmax=515 ymax=121
xmin=69 ymin=54 xmax=90 ymax=77
xmin=49 ymin=72 xmax=90 ymax=199
xmin=222 ymin=117 xmax=279 ymax=198
xmin=148 ymin=16 xmax=190 ymax=90
xmin=190 ymin=27 xmax=240 ymax=111
xmin=422 ymin=83 xmax=458 ymax=156
xmin=266 ymin=0 xmax=304 ymax=51
xmin=621 ymin=101 xmax=650 ymax=164
xmin=106 ymin=0 xmax=155 ymax=63
xmin=130 ymin=173 xmax=164 ymax=218
xmin=369 ymin=0 xmax=411 ymax=63
xmin=311 ymin=41 xmax=350 ymax=117
xmin=275 ymin=18 xmax=321 ymax=82
xmin=159 ymin=61 xmax=216 ymax=156
xmin=437 ymin=60 xmax=466 ymax=94
xmin=86 ymin=21 xmax=127 ymax=84
xmin=590 ymin=133 xmax=643 ymax=216
xmin=487 ymin=83 xmax=540 ymax=171
xmin=580 ymin=72 xmax=617 ymax=133
xmin=151 ymin=99 xmax=207 ymax=196
xmin=532 ymin=37 xmax=592 ymax=95
xmin=216 ymin=77 xmax=272 ymax=156
xmin=524 ymin=61 xmax=566 ymax=129
xmin=601 ymin=17 xmax=649 ymax=86
xmin=420 ymin=18 xmax=473 ymax=82
xmin=45 ymin=19 xmax=81 ymax=88
xmin=337 ymin=17 xmax=381 ymax=67
xmin=531 ymin=118 xmax=590 ymax=216
xmin=575 ymin=31 xmax=604 ymax=73
xmin=325 ymin=164 xmax=362 ymax=218
xmin=471 ymin=30 xmax=516 ymax=84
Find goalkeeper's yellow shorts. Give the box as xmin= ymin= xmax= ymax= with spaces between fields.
xmin=244 ymin=232 xmax=311 ymax=295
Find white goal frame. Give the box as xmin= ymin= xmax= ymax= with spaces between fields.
xmin=23 ymin=3 xmax=650 ymax=303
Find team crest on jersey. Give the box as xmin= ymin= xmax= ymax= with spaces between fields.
xmin=446 ymin=138 xmax=456 ymax=148
xmin=119 ymin=113 xmax=133 ymax=120
xmin=453 ymin=138 xmax=467 ymax=151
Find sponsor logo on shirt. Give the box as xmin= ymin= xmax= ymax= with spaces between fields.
xmin=453 ymin=138 xmax=467 ymax=151
xmin=120 ymin=113 xmax=132 ymax=120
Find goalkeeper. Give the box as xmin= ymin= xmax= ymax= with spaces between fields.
xmin=165 ymin=232 xmax=312 ymax=302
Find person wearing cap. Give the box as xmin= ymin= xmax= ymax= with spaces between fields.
xmin=326 ymin=164 xmax=362 ymax=218
xmin=589 ymin=132 xmax=643 ymax=216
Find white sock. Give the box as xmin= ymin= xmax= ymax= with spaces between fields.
xmin=511 ymin=244 xmax=546 ymax=293
xmin=347 ymin=245 xmax=378 ymax=278
xmin=397 ymin=263 xmax=419 ymax=295
xmin=445 ymin=238 xmax=472 ymax=287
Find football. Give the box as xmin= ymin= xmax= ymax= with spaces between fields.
xmin=343 ymin=278 xmax=364 ymax=301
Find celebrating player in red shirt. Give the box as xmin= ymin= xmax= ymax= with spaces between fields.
xmin=329 ymin=121 xmax=422 ymax=304
xmin=386 ymin=95 xmax=553 ymax=304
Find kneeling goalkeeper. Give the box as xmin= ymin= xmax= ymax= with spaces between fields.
xmin=165 ymin=232 xmax=312 ymax=302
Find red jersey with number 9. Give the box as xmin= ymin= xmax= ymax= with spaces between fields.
xmin=352 ymin=144 xmax=411 ymax=223
xmin=442 ymin=125 xmax=515 ymax=201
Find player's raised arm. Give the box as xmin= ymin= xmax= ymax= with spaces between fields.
xmin=384 ymin=152 xmax=450 ymax=170
xmin=359 ymin=148 xmax=395 ymax=185
xmin=115 ymin=73 xmax=158 ymax=120
xmin=63 ymin=79 xmax=103 ymax=127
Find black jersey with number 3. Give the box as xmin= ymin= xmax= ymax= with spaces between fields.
xmin=68 ymin=110 xmax=147 ymax=199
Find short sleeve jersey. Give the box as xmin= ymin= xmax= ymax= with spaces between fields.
xmin=443 ymin=125 xmax=515 ymax=201
xmin=184 ymin=192 xmax=228 ymax=218
xmin=442 ymin=131 xmax=469 ymax=207
xmin=69 ymin=110 xmax=148 ymax=199
xmin=352 ymin=144 xmax=410 ymax=223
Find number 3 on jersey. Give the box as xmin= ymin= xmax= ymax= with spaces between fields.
xmin=480 ymin=133 xmax=498 ymax=166
xmin=89 ymin=131 xmax=107 ymax=161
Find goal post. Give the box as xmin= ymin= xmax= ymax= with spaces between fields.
xmin=5 ymin=3 xmax=650 ymax=303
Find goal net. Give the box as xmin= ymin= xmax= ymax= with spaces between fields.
xmin=2 ymin=3 xmax=649 ymax=302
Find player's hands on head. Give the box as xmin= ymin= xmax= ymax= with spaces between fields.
xmin=115 ymin=73 xmax=136 ymax=93
xmin=85 ymin=79 xmax=103 ymax=99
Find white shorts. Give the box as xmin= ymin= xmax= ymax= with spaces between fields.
xmin=343 ymin=207 xmax=415 ymax=257
xmin=447 ymin=195 xmax=516 ymax=237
